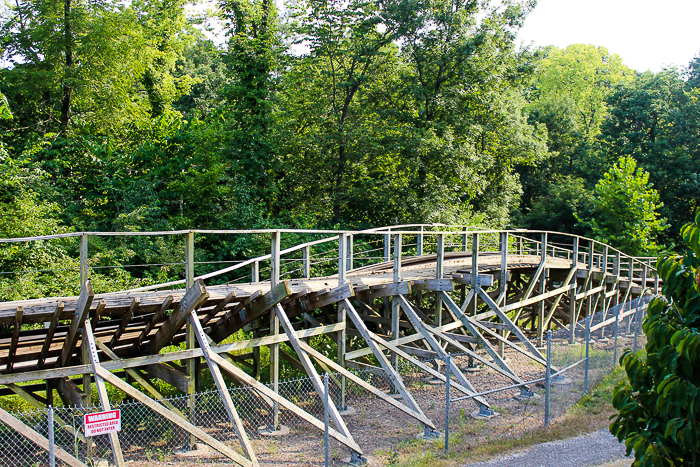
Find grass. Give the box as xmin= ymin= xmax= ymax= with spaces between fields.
xmin=391 ymin=365 xmax=628 ymax=467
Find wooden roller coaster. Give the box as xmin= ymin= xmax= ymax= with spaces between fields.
xmin=0 ymin=225 xmax=659 ymax=466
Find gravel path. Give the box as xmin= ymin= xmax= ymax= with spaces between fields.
xmin=463 ymin=429 xmax=630 ymax=467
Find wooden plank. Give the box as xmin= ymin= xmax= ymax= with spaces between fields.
xmin=144 ymin=364 xmax=190 ymax=393
xmin=94 ymin=366 xmax=252 ymax=467
xmin=0 ymin=406 xmax=89 ymax=467
xmin=355 ymin=281 xmax=411 ymax=300
xmin=134 ymin=295 xmax=173 ymax=351
xmin=59 ymin=280 xmax=94 ymax=367
xmin=575 ymin=284 xmax=606 ymax=301
xmin=38 ymin=302 xmax=64 ymax=369
xmin=7 ymin=307 xmax=23 ymax=373
xmin=208 ymin=281 xmax=293 ymax=343
xmin=451 ymin=274 xmax=495 ymax=287
xmin=502 ymin=284 xmax=575 ymax=312
xmin=411 ymin=279 xmax=454 ymax=292
xmin=109 ymin=298 xmax=139 ymax=348
xmin=150 ymin=279 xmax=208 ymax=353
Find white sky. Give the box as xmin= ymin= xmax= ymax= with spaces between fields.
xmin=518 ymin=0 xmax=700 ymax=72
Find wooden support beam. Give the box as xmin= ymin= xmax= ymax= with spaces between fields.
xmin=355 ymin=281 xmax=411 ymax=301
xmin=150 ymin=279 xmax=208 ymax=353
xmin=455 ymin=289 xmax=547 ymax=364
xmin=94 ymin=365 xmax=252 ymax=466
xmin=274 ymin=304 xmax=361 ymax=453
xmin=82 ymin=325 xmax=125 ymax=466
xmin=59 ymin=280 xmax=94 ymax=367
xmin=451 ymin=273 xmax=495 ymax=287
xmin=342 ymin=299 xmax=434 ymax=429
xmin=144 ymin=363 xmax=190 ymax=393
xmin=7 ymin=307 xmax=23 ymax=373
xmin=284 ymin=283 xmax=354 ymax=317
xmin=109 ymin=298 xmax=139 ymax=348
xmin=396 ymin=296 xmax=488 ymax=408
xmin=96 ymin=341 xmax=186 ymax=418
xmin=38 ymin=302 xmax=63 ymax=369
xmin=134 ymin=295 xmax=173 ymax=351
xmin=208 ymin=281 xmax=293 ymax=343
xmin=411 ymin=279 xmax=454 ymax=292
xmin=0 ymin=406 xmax=89 ymax=467
xmin=429 ymin=293 xmax=520 ymax=381
xmin=188 ymin=310 xmax=258 ymax=465
xmin=90 ymin=299 xmax=106 ymax=331
xmin=56 ymin=377 xmax=85 ymax=407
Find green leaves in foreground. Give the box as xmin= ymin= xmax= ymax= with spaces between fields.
xmin=610 ymin=210 xmax=700 ymax=466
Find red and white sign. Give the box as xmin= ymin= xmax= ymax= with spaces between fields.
xmin=84 ymin=409 xmax=121 ymax=437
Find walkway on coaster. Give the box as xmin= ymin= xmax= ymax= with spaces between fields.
xmin=0 ymin=225 xmax=659 ymax=467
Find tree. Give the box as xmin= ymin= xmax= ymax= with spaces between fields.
xmin=577 ymin=156 xmax=667 ymax=256
xmin=610 ymin=210 xmax=700 ymax=466
xmin=599 ymin=67 xmax=700 ymax=244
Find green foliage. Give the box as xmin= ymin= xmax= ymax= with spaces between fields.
xmin=599 ymin=67 xmax=700 ymax=244
xmin=610 ymin=211 xmax=700 ymax=466
xmin=577 ymin=156 xmax=667 ymax=256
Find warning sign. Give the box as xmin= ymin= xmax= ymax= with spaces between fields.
xmin=84 ymin=409 xmax=121 ymax=437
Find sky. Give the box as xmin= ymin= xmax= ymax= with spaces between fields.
xmin=517 ymin=0 xmax=700 ymax=72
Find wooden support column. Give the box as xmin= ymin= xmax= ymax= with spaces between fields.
xmin=471 ymin=233 xmax=479 ymax=317
xmin=435 ymin=233 xmax=444 ymax=326
xmin=569 ymin=237 xmax=579 ymax=343
xmin=269 ymin=230 xmax=280 ymax=430
xmin=390 ymin=233 xmax=402 ymax=371
xmin=498 ymin=232 xmax=508 ymax=355
xmin=537 ymin=233 xmax=547 ymax=347
xmin=184 ymin=231 xmax=197 ymax=447
xmin=337 ymin=233 xmax=348 ymax=408
xmin=302 ymin=245 xmax=310 ymax=279
xmin=416 ymin=226 xmax=424 ymax=256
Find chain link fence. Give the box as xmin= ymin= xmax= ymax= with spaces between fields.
xmin=0 ymin=295 xmax=651 ymax=467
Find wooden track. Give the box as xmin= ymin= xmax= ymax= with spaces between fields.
xmin=0 ymin=226 xmax=660 ymax=466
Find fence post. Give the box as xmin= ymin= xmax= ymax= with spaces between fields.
xmin=445 ymin=354 xmax=451 ymax=453
xmin=584 ymin=311 xmax=591 ymax=393
xmin=633 ymin=297 xmax=640 ymax=354
xmin=324 ymin=373 xmax=330 ymax=467
xmin=346 ymin=234 xmax=353 ymax=272
xmin=417 ymin=226 xmax=424 ymax=256
xmin=545 ymin=330 xmax=552 ymax=427
xmin=48 ymin=406 xmax=55 ymax=467
xmin=613 ymin=301 xmax=620 ymax=366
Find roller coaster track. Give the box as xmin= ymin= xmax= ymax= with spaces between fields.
xmin=0 ymin=225 xmax=659 ymax=466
